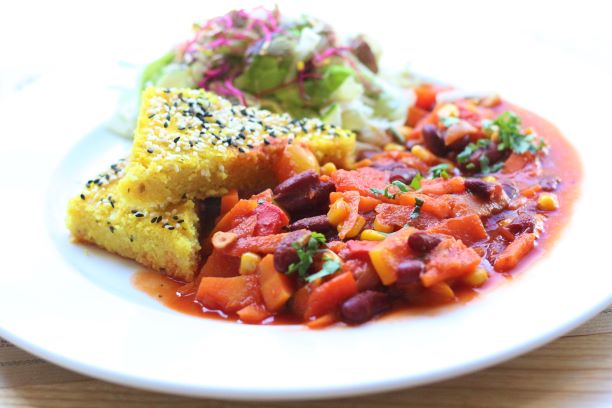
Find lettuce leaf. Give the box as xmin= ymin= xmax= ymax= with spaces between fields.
xmin=140 ymin=51 xmax=175 ymax=90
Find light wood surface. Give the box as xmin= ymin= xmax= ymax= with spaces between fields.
xmin=1 ymin=306 xmax=610 ymax=408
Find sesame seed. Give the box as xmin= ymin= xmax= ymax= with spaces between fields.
xmin=109 ymin=226 xmax=115 ymax=233
xmin=164 ymin=121 xmax=169 ymax=128
xmin=173 ymin=136 xmax=180 ymax=143
xmin=80 ymin=194 xmax=85 ymax=200
xmin=147 ymin=148 xmax=154 ymax=154
xmin=134 ymin=212 xmax=144 ymax=218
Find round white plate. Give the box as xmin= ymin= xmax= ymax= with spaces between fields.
xmin=1 ymin=6 xmax=612 ymax=399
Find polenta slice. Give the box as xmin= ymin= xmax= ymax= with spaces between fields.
xmin=66 ymin=160 xmax=201 ymax=281
xmin=118 ymin=87 xmax=355 ymax=207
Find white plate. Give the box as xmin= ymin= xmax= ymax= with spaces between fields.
xmin=1 ymin=23 xmax=612 ymax=402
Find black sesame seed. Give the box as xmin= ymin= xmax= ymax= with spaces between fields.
xmin=129 ymin=235 xmax=134 ymax=242
xmin=263 ymin=139 xmax=270 ymax=145
xmin=134 ymin=212 xmax=144 ymax=218
xmin=238 ymin=147 xmax=246 ymax=153
xmin=246 ymin=143 xmax=254 ymax=149
xmin=147 ymin=148 xmax=154 ymax=154
xmin=240 ymin=108 xmax=248 ymax=116
xmin=148 ymin=113 xmax=156 ymax=119
xmin=164 ymin=121 xmax=169 ymax=128
xmin=151 ymin=216 xmax=158 ymax=223
xmin=177 ymin=219 xmax=184 ymax=224
xmin=109 ymin=226 xmax=115 ymax=233
xmin=80 ymin=194 xmax=85 ymax=200
xmin=173 ymin=136 xmax=180 ymax=143
xmin=163 ymin=89 xmax=170 ymax=93
xmin=173 ymin=215 xmax=179 ymax=220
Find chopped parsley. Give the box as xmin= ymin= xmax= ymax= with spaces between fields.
xmin=457 ymin=139 xmax=491 ymax=164
xmin=411 ymin=197 xmax=425 ymax=219
xmin=429 ymin=163 xmax=450 ymax=179
xmin=479 ymin=155 xmax=504 ymax=175
xmin=304 ymin=257 xmax=341 ymax=282
xmin=484 ymin=111 xmax=545 ymax=154
xmin=287 ymin=232 xmax=326 ymax=279
xmin=410 ymin=172 xmax=423 ymax=190
xmin=370 ymin=173 xmax=423 ymax=199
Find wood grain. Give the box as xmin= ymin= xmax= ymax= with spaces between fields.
xmin=1 ymin=311 xmax=611 ymax=408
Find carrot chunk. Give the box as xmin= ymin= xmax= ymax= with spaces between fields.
xmin=220 ymin=189 xmax=239 ymax=215
xmin=421 ymin=238 xmax=481 ymax=287
xmin=200 ymin=250 xmax=240 ymax=278
xmin=494 ymin=233 xmax=536 ymax=272
xmin=196 ymin=275 xmax=261 ymax=313
xmin=258 ymin=254 xmax=294 ymax=312
xmin=237 ymin=303 xmax=270 ymax=324
xmin=304 ymin=272 xmax=358 ymax=319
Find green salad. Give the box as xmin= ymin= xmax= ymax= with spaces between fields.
xmin=117 ymin=7 xmax=413 ymax=147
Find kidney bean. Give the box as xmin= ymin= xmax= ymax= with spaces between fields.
xmin=447 ymin=135 xmax=470 ymax=152
xmin=421 ymin=124 xmax=447 ymax=156
xmin=465 ymin=178 xmax=496 ymax=200
xmin=408 ymin=232 xmax=442 ymax=253
xmin=395 ymin=259 xmax=425 ymax=285
xmin=273 ymin=170 xmax=335 ymax=216
xmin=540 ymin=175 xmax=561 ymax=192
xmin=507 ymin=212 xmax=536 ymax=234
xmin=287 ymin=215 xmax=333 ymax=233
xmin=465 ymin=142 xmax=508 ymax=172
xmin=389 ymin=167 xmax=419 ymax=184
xmin=340 ymin=290 xmax=391 ymax=324
xmin=273 ymin=229 xmax=311 ymax=273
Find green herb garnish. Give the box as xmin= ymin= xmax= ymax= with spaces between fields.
xmin=304 ymin=257 xmax=341 ymax=283
xmin=485 ymin=111 xmax=544 ymax=154
xmin=411 ymin=197 xmax=425 ymax=219
xmin=287 ymin=232 xmax=326 ymax=278
xmin=429 ymin=163 xmax=450 ymax=179
xmin=457 ymin=139 xmax=491 ymax=164
xmin=410 ymin=172 xmax=423 ymax=190
xmin=370 ymin=176 xmax=420 ymax=199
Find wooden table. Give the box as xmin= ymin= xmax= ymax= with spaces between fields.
xmin=1 ymin=305 xmax=610 ymax=408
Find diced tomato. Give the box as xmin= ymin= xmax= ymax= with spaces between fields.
xmin=254 ymin=202 xmax=289 ymax=235
xmin=331 ymin=167 xmax=389 ymax=197
xmin=421 ymin=238 xmax=481 ymax=287
xmin=419 ymin=177 xmax=466 ymax=195
xmin=304 ymin=272 xmax=358 ymax=319
xmin=223 ymin=234 xmax=288 ymax=257
xmin=345 ymin=240 xmax=379 ymax=259
xmin=213 ymin=199 xmax=258 ymax=233
xmin=374 ymin=203 xmax=412 ymax=228
xmin=428 ymin=214 xmax=488 ymax=246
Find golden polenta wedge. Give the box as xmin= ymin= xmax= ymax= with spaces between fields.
xmin=118 ymin=87 xmax=355 ymax=207
xmin=66 ymin=160 xmax=201 ymax=281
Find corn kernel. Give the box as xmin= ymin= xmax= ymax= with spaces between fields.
xmin=296 ymin=60 xmax=305 ymax=71
xmin=239 ymin=252 xmax=261 ymax=275
xmin=428 ymin=282 xmax=455 ymax=301
xmin=321 ymin=162 xmax=337 ymax=176
xmin=437 ymin=103 xmax=459 ymax=119
xmin=462 ymin=268 xmax=488 ymax=287
xmin=360 ymin=229 xmax=387 ymax=241
xmin=482 ymin=175 xmax=497 ymax=183
xmin=384 ymin=143 xmax=406 ymax=151
xmin=342 ymin=215 xmax=366 ymax=238
xmin=400 ymin=126 xmax=413 ymax=137
xmin=537 ymin=193 xmax=559 ymax=211
xmin=498 ymin=218 xmax=512 ymax=227
xmin=411 ymin=145 xmax=437 ymax=163
xmin=373 ymin=216 xmax=394 ymax=233
xmin=327 ymin=199 xmax=350 ymax=226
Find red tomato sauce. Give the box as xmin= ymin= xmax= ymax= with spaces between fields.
xmin=133 ymin=100 xmax=582 ymax=327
